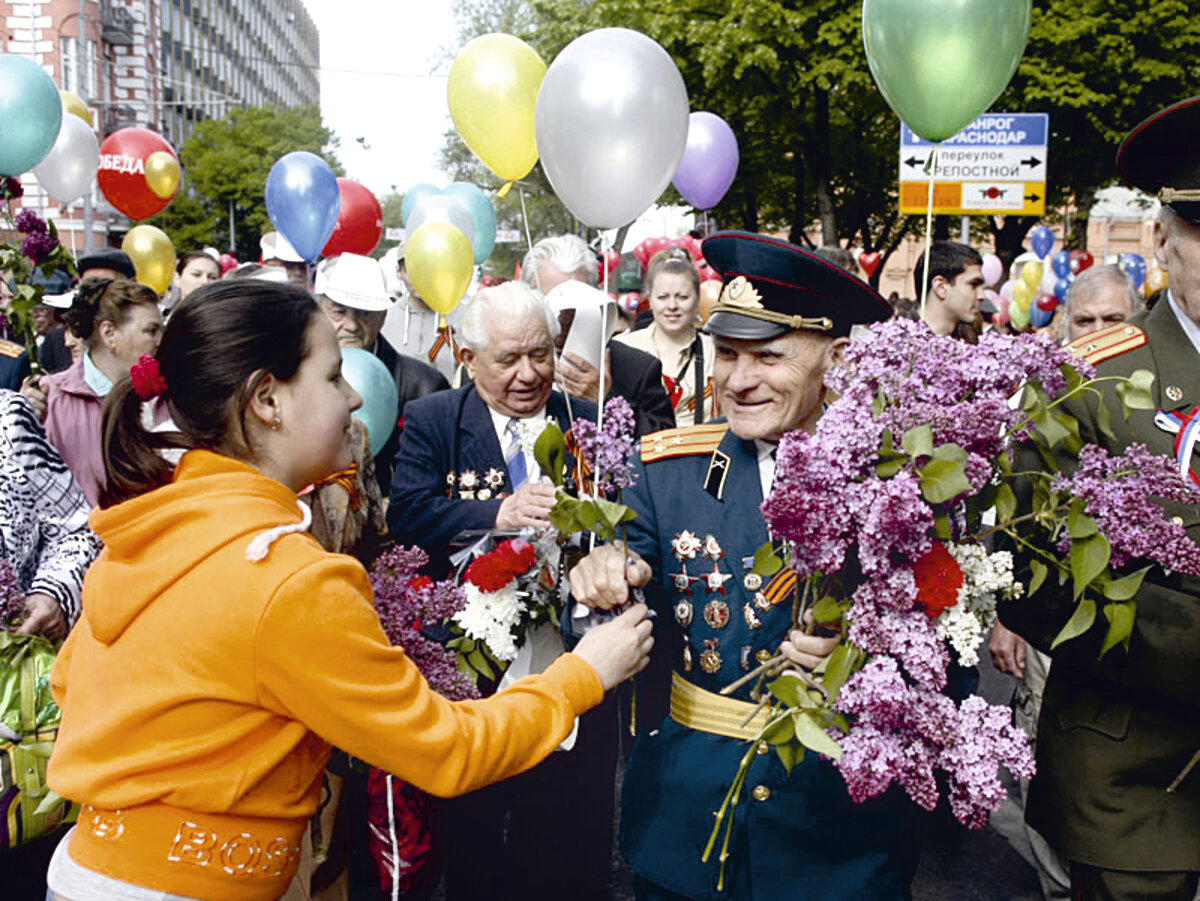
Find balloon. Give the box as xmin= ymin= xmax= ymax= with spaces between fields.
xmin=699 ymin=280 xmax=722 ymax=323
xmin=264 ymin=151 xmax=340 ymax=262
xmin=1053 ymin=276 xmax=1073 ymax=301
xmin=1118 ymin=252 xmax=1147 ymax=289
xmin=677 ymin=234 xmax=703 ymax=261
xmin=405 ymin=221 xmax=474 ymax=316
xmin=1144 ymin=267 xmax=1168 ymax=297
xmin=633 ymin=239 xmax=654 ymax=268
xmin=980 ymin=253 xmax=1003 ymax=287
xmin=672 ymin=111 xmax=739 ymax=210
xmin=1028 ymin=224 xmax=1054 ymax=259
xmin=218 ymin=253 xmax=238 ymax=275
xmin=859 ymin=251 xmax=883 ymax=278
xmin=999 ymin=279 xmax=1015 ymax=302
xmin=121 ymin=224 xmax=175 ymax=294
xmin=449 ymin=33 xmax=546 ymax=182
xmin=98 ymin=128 xmax=177 ymax=219
xmin=1030 ymin=296 xmax=1056 ymax=328
xmin=0 ymin=54 xmax=63 ymax=176
xmin=1036 ymin=293 xmax=1058 ymax=312
xmin=862 ymin=0 xmax=1031 ymax=142
xmin=401 ymin=183 xmax=439 ymax=226
xmin=535 ymin=28 xmax=689 ymax=228
xmin=1009 ymin=300 xmax=1030 ymax=331
xmin=1012 ymin=278 xmax=1034 ymax=310
xmin=1021 ymin=260 xmax=1043 ymax=291
xmin=144 ymin=151 xmax=180 ymax=200
xmin=33 ymin=113 xmax=99 ymax=204
xmin=341 ymin=347 xmax=400 ymax=458
xmin=1051 ymin=249 xmax=1071 ymax=279
xmin=322 ymin=178 xmax=384 ymax=257
xmin=444 ymin=181 xmax=497 ymax=265
xmin=60 ymin=90 xmax=92 ymax=127
xmin=1068 ymin=249 xmax=1094 ymax=275
xmin=406 ymin=194 xmax=475 ymax=249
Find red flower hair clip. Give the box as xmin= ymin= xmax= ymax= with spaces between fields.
xmin=130 ymin=354 xmax=168 ymax=401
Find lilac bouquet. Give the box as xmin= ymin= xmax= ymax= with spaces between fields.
xmin=705 ymin=318 xmax=1199 ymax=872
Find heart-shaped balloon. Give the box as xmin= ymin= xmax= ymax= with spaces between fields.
xmin=862 ymin=0 xmax=1032 ymax=142
xmin=858 ymin=251 xmax=883 ymax=278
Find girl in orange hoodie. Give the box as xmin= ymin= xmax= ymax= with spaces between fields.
xmin=45 ymin=280 xmax=654 ymax=901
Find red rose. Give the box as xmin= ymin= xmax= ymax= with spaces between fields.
xmin=409 ymin=575 xmax=433 ymax=592
xmin=912 ymin=541 xmax=963 ymax=619
xmin=464 ymin=539 xmax=536 ymax=592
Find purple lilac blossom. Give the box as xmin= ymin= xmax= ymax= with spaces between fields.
xmin=853 ymin=473 xmax=933 ymax=576
xmin=941 ymin=696 xmax=1036 ymax=828
xmin=846 ymin=601 xmax=949 ymax=691
xmin=574 ymin=396 xmax=638 ymax=490
xmin=14 ymin=208 xmax=45 ymax=235
xmin=21 ymin=230 xmax=59 ymax=265
xmin=1053 ymin=443 xmax=1200 ymax=573
xmin=0 ymin=559 xmax=24 ymax=629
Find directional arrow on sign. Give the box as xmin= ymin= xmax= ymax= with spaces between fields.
xmin=904 ymin=156 xmax=926 ymax=169
xmin=1025 ymin=192 xmax=1042 ymax=203
xmin=1021 ymin=157 xmax=1042 ymax=168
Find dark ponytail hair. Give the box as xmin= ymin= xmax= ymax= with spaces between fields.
xmin=101 ymin=280 xmax=320 ymax=507
xmin=63 ymin=277 xmax=159 ymax=346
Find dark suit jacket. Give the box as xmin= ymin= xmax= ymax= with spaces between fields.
xmin=38 ymin=326 xmax=72 ymax=375
xmin=372 ymin=335 xmax=450 ymax=494
xmin=387 ymin=385 xmax=595 ymax=575
xmin=608 ymin=340 xmax=674 ymax=437
xmin=1001 ymin=298 xmax=1200 ymax=870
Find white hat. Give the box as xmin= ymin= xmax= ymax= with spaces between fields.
xmin=315 ymin=253 xmax=392 ymax=311
xmin=41 ymin=291 xmax=74 ymax=309
xmin=260 ymin=231 xmax=305 ymax=264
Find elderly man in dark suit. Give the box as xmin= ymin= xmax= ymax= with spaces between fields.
xmin=388 ymin=281 xmax=617 ymax=901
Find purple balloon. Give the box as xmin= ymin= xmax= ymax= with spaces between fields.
xmin=672 ymin=112 xmax=739 ymax=210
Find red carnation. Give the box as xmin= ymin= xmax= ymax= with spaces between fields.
xmin=912 ymin=541 xmax=963 ymax=619
xmin=464 ymin=539 xmax=537 ymax=592
xmin=409 ymin=575 xmax=433 ymax=592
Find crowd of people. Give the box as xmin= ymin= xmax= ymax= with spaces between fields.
xmin=0 ymin=96 xmax=1196 ymax=901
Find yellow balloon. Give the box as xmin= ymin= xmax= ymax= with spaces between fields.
xmin=59 ymin=90 xmax=92 ymax=127
xmin=1021 ymin=260 xmax=1043 ymax=291
xmin=1144 ymin=267 xmax=1167 ymax=297
xmin=448 ymin=33 xmax=546 ymax=182
xmin=1012 ymin=278 xmax=1034 ymax=310
xmin=144 ymin=151 xmax=180 ymax=200
xmin=406 ymin=221 xmax=474 ymax=315
xmin=122 ymin=225 xmax=175 ymax=295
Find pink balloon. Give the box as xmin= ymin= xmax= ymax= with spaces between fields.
xmin=999 ymin=279 xmax=1016 ymax=302
xmin=981 ymin=253 xmax=1003 ymax=287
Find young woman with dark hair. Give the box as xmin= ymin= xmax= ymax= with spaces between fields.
xmin=170 ymin=251 xmax=221 ymax=306
xmin=45 ymin=279 xmax=653 ymax=901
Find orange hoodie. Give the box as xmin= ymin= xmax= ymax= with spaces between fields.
xmin=48 ymin=450 xmax=603 ymax=901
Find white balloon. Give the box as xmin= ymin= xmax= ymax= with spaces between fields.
xmin=33 ymin=113 xmax=99 ymax=204
xmin=535 ymin=28 xmax=689 ymax=229
xmin=405 ymin=194 xmax=475 ymax=248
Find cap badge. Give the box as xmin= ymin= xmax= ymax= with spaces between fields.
xmin=720 ymin=276 xmax=764 ymax=311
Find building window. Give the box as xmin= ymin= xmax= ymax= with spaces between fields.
xmin=59 ymin=36 xmax=96 ymax=98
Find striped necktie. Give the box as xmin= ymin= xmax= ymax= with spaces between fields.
xmin=505 ymin=418 xmax=527 ymax=490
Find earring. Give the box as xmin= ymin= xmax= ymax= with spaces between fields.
xmin=270 ymin=416 xmax=282 ymax=431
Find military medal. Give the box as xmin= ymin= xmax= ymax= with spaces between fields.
xmin=672 ymin=530 xmax=702 ymax=561
xmin=1167 ymin=385 xmax=1184 ymax=403
xmin=478 ymin=488 xmax=492 ymax=500
xmin=703 ymin=599 xmax=731 ymax=629
xmin=670 ymin=566 xmax=699 ymax=594
xmin=756 ymin=648 xmax=773 ymax=664
xmin=740 ymin=645 xmax=753 ymax=670
xmin=743 ymin=572 xmax=763 ymax=591
xmin=702 ymin=534 xmax=724 ymax=560
xmin=754 ymin=591 xmax=770 ymax=611
xmin=457 ymin=470 xmax=480 ymax=499
xmin=700 ymin=639 xmax=722 ymax=674
xmin=704 ymin=565 xmax=732 ymax=595
xmin=484 ymin=468 xmax=505 ymax=489
xmin=682 ymin=643 xmax=693 ymax=672
xmin=674 ymin=599 xmax=694 ymax=628
xmin=744 ymin=604 xmax=762 ymax=630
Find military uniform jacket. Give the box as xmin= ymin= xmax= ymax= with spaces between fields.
xmin=620 ymin=422 xmax=917 ymax=901
xmin=1001 ymin=298 xmax=1200 ymax=870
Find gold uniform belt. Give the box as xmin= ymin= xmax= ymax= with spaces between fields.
xmin=669 ymin=672 xmax=771 ymax=741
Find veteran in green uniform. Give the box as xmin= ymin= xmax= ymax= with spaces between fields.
xmin=570 ymin=232 xmax=919 ymax=901
xmin=1000 ymin=98 xmax=1200 ymax=901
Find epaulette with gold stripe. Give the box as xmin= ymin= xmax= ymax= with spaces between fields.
xmin=0 ymin=339 xmax=24 ymax=359
xmin=1065 ymin=323 xmax=1146 ymax=366
xmin=640 ymin=422 xmax=729 ymax=462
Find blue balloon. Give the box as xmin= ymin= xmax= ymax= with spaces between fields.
xmin=0 ymin=54 xmax=63 ymax=177
xmin=401 ymin=183 xmax=439 ymax=226
xmin=1053 ymin=276 xmax=1072 ymax=301
xmin=1030 ymin=301 xmax=1055 ymax=329
xmin=265 ymin=152 xmax=340 ymax=262
xmin=444 ymin=181 xmax=497 ymax=264
xmin=1028 ymin=224 xmax=1054 ymax=260
xmin=1051 ymin=249 xmax=1072 ymax=279
xmin=1119 ymin=252 xmax=1146 ymax=289
xmin=341 ymin=347 xmax=399 ymax=458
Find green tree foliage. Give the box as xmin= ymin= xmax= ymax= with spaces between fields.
xmin=156 ymin=105 xmax=342 ymax=258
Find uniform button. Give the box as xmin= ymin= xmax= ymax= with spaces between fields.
xmin=752 ymin=784 xmax=771 ymax=802
xmin=1123 ymin=326 xmax=1136 ymax=335
xmin=756 ymin=741 xmax=770 ymax=756
xmin=1172 ymin=516 xmax=1185 ymax=526
xmin=755 ymin=649 xmax=773 ymax=664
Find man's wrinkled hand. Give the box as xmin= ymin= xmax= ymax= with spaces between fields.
xmin=569 ymin=542 xmax=651 ymax=611
xmin=495 ymin=481 xmax=557 ymax=530
xmin=15 ymin=593 xmax=65 ymax=641
xmin=779 ymin=628 xmax=838 ymax=671
xmin=20 ymin=375 xmax=47 ymax=420
xmin=988 ymin=621 xmax=1026 ymax=678
xmin=558 ymin=350 xmax=611 ymax=404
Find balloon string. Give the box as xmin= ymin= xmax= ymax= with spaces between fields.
xmin=596 ymin=232 xmax=609 ymax=455
xmin=518 ymin=186 xmax=533 ymax=250
xmin=919 ymin=145 xmax=939 ymax=320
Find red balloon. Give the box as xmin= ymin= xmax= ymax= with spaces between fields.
xmin=322 ymin=178 xmax=383 ymax=257
xmin=1036 ymin=293 xmax=1058 ymax=312
xmin=1068 ymin=249 xmax=1094 ymax=275
xmin=858 ymin=251 xmax=882 ymax=278
xmin=218 ymin=253 xmax=238 ymax=275
xmin=595 ymin=248 xmax=620 ymax=283
xmin=633 ymin=239 xmax=654 ymax=268
xmin=97 ymin=128 xmax=177 ymax=220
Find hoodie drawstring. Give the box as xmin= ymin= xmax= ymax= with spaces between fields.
xmin=245 ymin=501 xmax=313 ymax=563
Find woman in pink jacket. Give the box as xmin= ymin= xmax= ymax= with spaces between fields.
xmin=43 ymin=278 xmax=163 ymax=505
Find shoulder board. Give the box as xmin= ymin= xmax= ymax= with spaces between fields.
xmin=641 ymin=422 xmax=730 ymax=462
xmin=1065 ymin=323 xmax=1146 ymax=366
xmin=0 ymin=339 xmax=24 ymax=359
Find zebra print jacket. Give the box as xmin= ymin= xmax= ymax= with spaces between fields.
xmin=1 ymin=390 xmax=101 ymax=626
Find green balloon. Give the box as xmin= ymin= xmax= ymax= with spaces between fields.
xmin=862 ymin=0 xmax=1031 ymax=143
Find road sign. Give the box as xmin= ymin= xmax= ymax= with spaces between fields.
xmin=898 ymin=113 xmax=1048 ymax=216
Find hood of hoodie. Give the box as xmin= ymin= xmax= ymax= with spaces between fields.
xmin=84 ymin=450 xmax=306 ymax=645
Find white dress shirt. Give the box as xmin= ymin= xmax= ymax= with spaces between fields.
xmin=487 ymin=405 xmax=548 ymax=484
